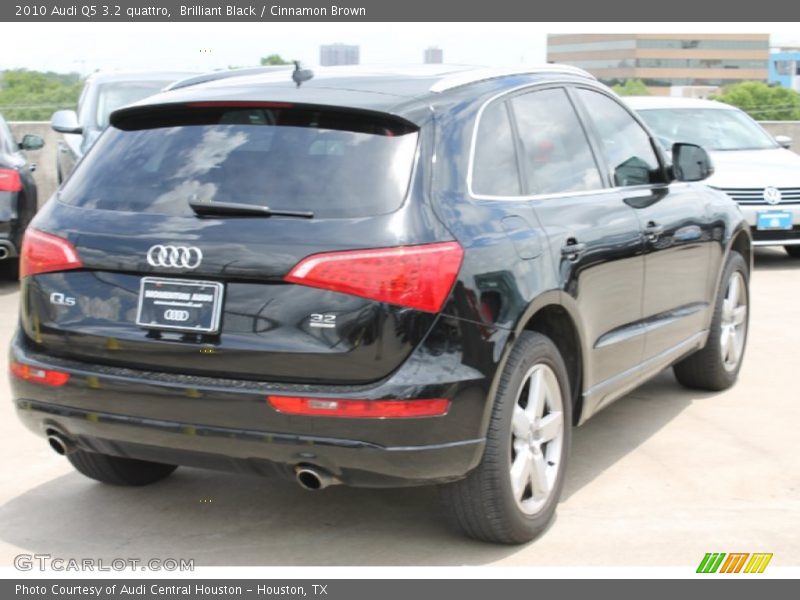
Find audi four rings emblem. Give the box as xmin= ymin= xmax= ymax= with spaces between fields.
xmin=146 ymin=245 xmax=203 ymax=269
xmin=763 ymin=187 xmax=782 ymax=205
xmin=163 ymin=309 xmax=191 ymax=322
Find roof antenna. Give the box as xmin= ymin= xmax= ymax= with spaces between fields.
xmin=292 ymin=61 xmax=314 ymax=88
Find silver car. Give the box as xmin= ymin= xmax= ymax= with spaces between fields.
xmin=50 ymin=71 xmax=195 ymax=183
xmin=627 ymin=96 xmax=800 ymax=258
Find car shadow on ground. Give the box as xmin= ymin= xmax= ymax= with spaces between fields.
xmin=752 ymin=247 xmax=800 ymax=270
xmin=0 ymin=371 xmax=715 ymax=566
xmin=0 ymin=279 xmax=19 ymax=297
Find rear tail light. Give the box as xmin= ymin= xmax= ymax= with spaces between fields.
xmin=10 ymin=361 xmax=70 ymax=386
xmin=268 ymin=395 xmax=450 ymax=418
xmin=0 ymin=169 xmax=22 ymax=193
xmin=285 ymin=242 xmax=464 ymax=313
xmin=20 ymin=228 xmax=83 ymax=279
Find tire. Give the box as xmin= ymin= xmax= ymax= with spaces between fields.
xmin=0 ymin=258 xmax=19 ymax=281
xmin=673 ymin=251 xmax=749 ymax=391
xmin=67 ymin=449 xmax=177 ymax=486
xmin=439 ymin=331 xmax=572 ymax=544
xmin=785 ymin=245 xmax=800 ymax=259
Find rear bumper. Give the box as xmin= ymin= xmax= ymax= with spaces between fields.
xmin=10 ymin=331 xmax=492 ymax=487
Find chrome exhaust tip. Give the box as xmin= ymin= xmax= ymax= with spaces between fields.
xmin=46 ymin=432 xmax=75 ymax=456
xmin=0 ymin=247 xmax=8 ymax=260
xmin=295 ymin=466 xmax=338 ymax=491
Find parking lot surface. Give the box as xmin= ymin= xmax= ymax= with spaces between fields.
xmin=0 ymin=248 xmax=797 ymax=567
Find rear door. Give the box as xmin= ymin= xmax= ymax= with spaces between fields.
xmin=506 ymin=86 xmax=646 ymax=412
xmin=573 ymin=88 xmax=712 ymax=363
xmin=22 ymin=102 xmax=460 ymax=384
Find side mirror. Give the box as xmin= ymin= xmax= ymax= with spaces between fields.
xmin=19 ymin=134 xmax=44 ymax=151
xmin=775 ymin=135 xmax=792 ymax=150
xmin=51 ymin=110 xmax=82 ymax=134
xmin=672 ymin=143 xmax=714 ymax=182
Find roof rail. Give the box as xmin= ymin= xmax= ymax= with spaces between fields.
xmin=165 ymin=66 xmax=294 ymax=91
xmin=429 ymin=64 xmax=595 ymax=93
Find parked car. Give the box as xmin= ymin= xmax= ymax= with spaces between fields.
xmin=50 ymin=71 xmax=195 ymax=183
xmin=626 ymin=96 xmax=800 ymax=258
xmin=0 ymin=114 xmax=43 ymax=279
xmin=11 ymin=65 xmax=751 ymax=544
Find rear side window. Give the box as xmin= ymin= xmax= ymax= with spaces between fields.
xmin=59 ymin=106 xmax=419 ymax=219
xmin=511 ymin=88 xmax=603 ymax=195
xmin=575 ymin=89 xmax=665 ymax=187
xmin=472 ymin=101 xmax=521 ymax=196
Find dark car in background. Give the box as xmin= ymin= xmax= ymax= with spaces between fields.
xmin=11 ymin=65 xmax=751 ymax=543
xmin=0 ymin=114 xmax=43 ymax=279
xmin=50 ymin=71 xmax=195 ymax=183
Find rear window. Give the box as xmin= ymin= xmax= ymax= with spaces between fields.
xmin=59 ymin=106 xmax=419 ymax=219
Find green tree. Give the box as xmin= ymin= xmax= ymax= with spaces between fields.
xmin=0 ymin=69 xmax=82 ymax=121
xmin=260 ymin=54 xmax=292 ymax=66
xmin=710 ymin=81 xmax=800 ymax=121
xmin=612 ymin=79 xmax=651 ymax=96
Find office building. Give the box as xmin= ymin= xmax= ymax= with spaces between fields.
xmin=424 ymin=47 xmax=444 ymax=64
xmin=547 ymin=34 xmax=769 ymax=95
xmin=769 ymin=48 xmax=800 ymax=92
xmin=320 ymin=44 xmax=360 ymax=66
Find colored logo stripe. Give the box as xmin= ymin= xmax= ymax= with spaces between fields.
xmin=744 ymin=553 xmax=773 ymax=573
xmin=697 ymin=553 xmax=726 ymax=573
xmin=720 ymin=553 xmax=749 ymax=573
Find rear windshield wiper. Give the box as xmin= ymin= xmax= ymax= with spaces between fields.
xmin=189 ymin=200 xmax=314 ymax=219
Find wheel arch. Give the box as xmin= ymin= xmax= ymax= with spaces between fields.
xmin=479 ymin=291 xmax=588 ymax=435
xmin=729 ymin=225 xmax=753 ymax=274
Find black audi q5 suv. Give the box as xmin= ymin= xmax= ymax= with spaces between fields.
xmin=10 ymin=65 xmax=751 ymax=544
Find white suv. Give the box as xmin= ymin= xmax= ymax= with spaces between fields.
xmin=627 ymin=96 xmax=800 ymax=258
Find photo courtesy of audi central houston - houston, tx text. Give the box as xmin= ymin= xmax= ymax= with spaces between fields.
xmin=0 ymin=20 xmax=798 ymax=576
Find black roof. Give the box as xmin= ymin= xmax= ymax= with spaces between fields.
xmin=110 ymin=65 xmax=595 ymax=126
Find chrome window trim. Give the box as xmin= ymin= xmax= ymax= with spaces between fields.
xmin=467 ymin=80 xmax=612 ymax=202
xmin=430 ymin=65 xmax=594 ymax=94
xmin=466 ymin=80 xmax=676 ymax=203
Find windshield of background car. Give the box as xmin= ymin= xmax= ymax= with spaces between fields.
xmin=94 ymin=81 xmax=173 ymax=129
xmin=637 ymin=107 xmax=778 ymax=151
xmin=58 ymin=105 xmax=420 ymax=219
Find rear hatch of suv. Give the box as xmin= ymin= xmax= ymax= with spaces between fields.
xmin=19 ymin=101 xmax=463 ymax=384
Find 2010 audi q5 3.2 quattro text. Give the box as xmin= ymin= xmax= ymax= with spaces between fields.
xmin=10 ymin=64 xmax=751 ymax=544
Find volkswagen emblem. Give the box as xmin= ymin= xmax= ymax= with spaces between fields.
xmin=146 ymin=245 xmax=203 ymax=269
xmin=763 ymin=187 xmax=782 ymax=205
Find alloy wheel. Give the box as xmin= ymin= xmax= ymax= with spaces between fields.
xmin=720 ymin=271 xmax=747 ymax=372
xmin=509 ymin=363 xmax=565 ymax=515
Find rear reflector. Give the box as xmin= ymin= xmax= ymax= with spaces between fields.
xmin=284 ymin=242 xmax=464 ymax=313
xmin=268 ymin=395 xmax=450 ymax=418
xmin=0 ymin=168 xmax=22 ymax=193
xmin=10 ymin=361 xmax=70 ymax=386
xmin=20 ymin=228 xmax=83 ymax=279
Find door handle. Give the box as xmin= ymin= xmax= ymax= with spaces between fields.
xmin=644 ymin=221 xmax=664 ymax=241
xmin=561 ymin=238 xmax=586 ymax=261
